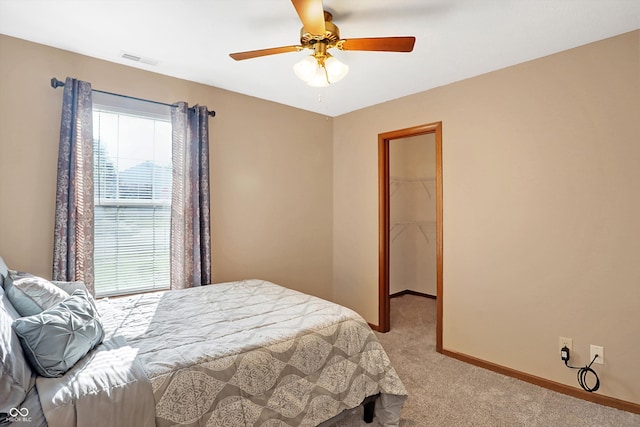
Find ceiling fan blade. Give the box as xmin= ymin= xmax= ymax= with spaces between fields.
xmin=339 ymin=37 xmax=416 ymax=52
xmin=291 ymin=0 xmax=326 ymax=35
xmin=230 ymin=45 xmax=302 ymax=61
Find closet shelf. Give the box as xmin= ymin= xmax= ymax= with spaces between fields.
xmin=390 ymin=221 xmax=436 ymax=243
xmin=390 ymin=176 xmax=436 ymax=182
xmin=390 ymin=176 xmax=435 ymax=199
xmin=391 ymin=220 xmax=436 ymax=225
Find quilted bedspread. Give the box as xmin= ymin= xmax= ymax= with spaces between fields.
xmin=103 ymin=279 xmax=407 ymax=426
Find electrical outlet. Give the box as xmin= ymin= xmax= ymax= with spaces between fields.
xmin=590 ymin=345 xmax=604 ymax=365
xmin=559 ymin=337 xmax=573 ymax=352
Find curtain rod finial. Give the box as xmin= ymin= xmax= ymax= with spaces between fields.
xmin=51 ymin=77 xmax=65 ymax=89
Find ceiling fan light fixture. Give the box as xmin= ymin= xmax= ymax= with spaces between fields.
xmin=293 ymin=55 xmax=318 ymax=82
xmin=293 ymin=54 xmax=348 ymax=87
xmin=324 ymin=55 xmax=349 ymax=83
xmin=306 ymin=65 xmax=331 ymax=87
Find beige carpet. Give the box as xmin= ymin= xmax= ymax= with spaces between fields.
xmin=333 ymin=294 xmax=640 ymax=426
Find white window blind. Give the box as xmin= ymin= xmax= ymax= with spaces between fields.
xmin=92 ymin=92 xmax=172 ymax=297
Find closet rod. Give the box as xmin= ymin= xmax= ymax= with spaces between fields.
xmin=50 ymin=77 xmax=216 ymax=117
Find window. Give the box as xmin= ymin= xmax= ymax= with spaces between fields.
xmin=92 ymin=92 xmax=172 ymax=297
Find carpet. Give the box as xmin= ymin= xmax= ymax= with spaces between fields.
xmin=332 ymin=294 xmax=639 ymax=426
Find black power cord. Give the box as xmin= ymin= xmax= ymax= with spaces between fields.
xmin=560 ymin=346 xmax=601 ymax=392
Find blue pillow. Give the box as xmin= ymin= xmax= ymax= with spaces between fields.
xmin=12 ymin=290 xmax=104 ymax=378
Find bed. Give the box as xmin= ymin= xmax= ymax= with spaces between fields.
xmin=1 ymin=257 xmax=407 ymax=427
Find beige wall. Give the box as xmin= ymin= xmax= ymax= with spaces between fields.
xmin=333 ymin=30 xmax=640 ymax=404
xmin=0 ymin=35 xmax=334 ymax=300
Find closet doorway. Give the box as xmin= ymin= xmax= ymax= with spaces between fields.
xmin=378 ymin=122 xmax=442 ymax=352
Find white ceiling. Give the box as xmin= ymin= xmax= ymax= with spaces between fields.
xmin=1 ymin=0 xmax=638 ymax=117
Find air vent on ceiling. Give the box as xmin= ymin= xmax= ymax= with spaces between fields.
xmin=120 ymin=51 xmax=158 ymax=66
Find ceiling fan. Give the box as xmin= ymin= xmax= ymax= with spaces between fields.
xmin=229 ymin=0 xmax=416 ymax=87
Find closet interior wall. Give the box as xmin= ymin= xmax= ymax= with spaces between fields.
xmin=389 ymin=134 xmax=437 ymax=296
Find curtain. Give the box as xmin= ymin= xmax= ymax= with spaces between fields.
xmin=52 ymin=77 xmax=95 ymax=294
xmin=170 ymin=102 xmax=212 ymax=289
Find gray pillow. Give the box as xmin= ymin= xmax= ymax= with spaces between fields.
xmin=0 ymin=286 xmax=33 ymax=413
xmin=0 ymin=256 xmax=8 ymax=288
xmin=51 ymin=280 xmax=89 ymax=295
xmin=5 ymin=272 xmax=70 ymax=317
xmin=12 ymin=290 xmax=104 ymax=378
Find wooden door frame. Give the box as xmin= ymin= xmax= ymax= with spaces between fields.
xmin=378 ymin=122 xmax=443 ymax=353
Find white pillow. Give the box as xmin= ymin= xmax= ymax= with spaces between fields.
xmin=0 ymin=286 xmax=33 ymax=413
xmin=0 ymin=255 xmax=8 ymax=287
xmin=5 ymin=272 xmax=69 ymax=317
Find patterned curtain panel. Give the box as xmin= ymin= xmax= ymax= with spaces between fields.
xmin=170 ymin=102 xmax=212 ymax=289
xmin=52 ymin=77 xmax=95 ymax=294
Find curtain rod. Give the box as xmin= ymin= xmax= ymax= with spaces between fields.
xmin=50 ymin=77 xmax=215 ymax=117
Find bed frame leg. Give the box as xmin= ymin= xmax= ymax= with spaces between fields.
xmin=363 ymin=397 xmax=376 ymax=423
